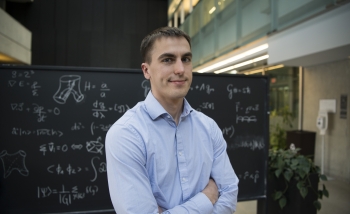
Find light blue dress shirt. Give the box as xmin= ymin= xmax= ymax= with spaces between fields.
xmin=106 ymin=91 xmax=239 ymax=214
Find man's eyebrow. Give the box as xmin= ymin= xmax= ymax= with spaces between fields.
xmin=158 ymin=53 xmax=176 ymax=60
xmin=158 ymin=52 xmax=193 ymax=60
xmin=183 ymin=52 xmax=192 ymax=58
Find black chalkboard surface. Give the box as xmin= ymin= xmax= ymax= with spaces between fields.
xmin=0 ymin=66 xmax=269 ymax=213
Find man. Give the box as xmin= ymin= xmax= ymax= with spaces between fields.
xmin=105 ymin=27 xmax=239 ymax=214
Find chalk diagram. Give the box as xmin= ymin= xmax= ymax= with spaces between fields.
xmin=0 ymin=150 xmax=29 ymax=178
xmin=86 ymin=137 xmax=104 ymax=155
xmin=53 ymin=75 xmax=84 ymax=104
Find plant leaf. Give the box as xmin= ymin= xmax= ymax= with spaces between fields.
xmin=318 ymin=190 xmax=323 ymax=199
xmin=273 ymin=191 xmax=283 ymax=200
xmin=299 ymin=187 xmax=308 ymax=198
xmin=275 ymin=168 xmax=283 ymax=178
xmin=277 ymin=156 xmax=285 ymax=168
xmin=298 ymin=169 xmax=306 ymax=179
xmin=297 ymin=181 xmax=304 ymax=190
xmin=291 ymin=159 xmax=299 ymax=166
xmin=320 ymin=174 xmax=328 ymax=181
xmin=315 ymin=165 xmax=321 ymax=173
xmin=283 ymin=170 xmax=293 ymax=182
xmin=323 ymin=184 xmax=329 ymax=197
xmin=313 ymin=200 xmax=321 ymax=210
xmin=279 ymin=196 xmax=287 ymax=209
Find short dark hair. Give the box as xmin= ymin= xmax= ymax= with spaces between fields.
xmin=140 ymin=27 xmax=191 ymax=64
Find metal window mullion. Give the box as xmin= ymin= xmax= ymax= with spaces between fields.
xmin=236 ymin=0 xmax=242 ymax=46
xmin=270 ymin=0 xmax=278 ymax=32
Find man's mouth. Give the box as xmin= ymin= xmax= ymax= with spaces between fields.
xmin=169 ymin=79 xmax=186 ymax=82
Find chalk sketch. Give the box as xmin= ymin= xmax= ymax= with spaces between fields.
xmin=0 ymin=150 xmax=29 ymax=178
xmin=53 ymin=75 xmax=84 ymax=104
xmin=86 ymin=137 xmax=104 ymax=154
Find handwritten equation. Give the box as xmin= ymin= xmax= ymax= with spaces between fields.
xmin=227 ymin=84 xmax=251 ymax=99
xmin=39 ymin=137 xmax=104 ymax=155
xmin=190 ymin=83 xmax=215 ymax=94
xmin=90 ymin=122 xmax=112 ymax=135
xmin=92 ymin=100 xmax=130 ymax=119
xmin=222 ymin=125 xmax=235 ymax=138
xmin=227 ymin=136 xmax=265 ymax=151
xmin=84 ymin=80 xmax=111 ymax=98
xmin=141 ymin=80 xmax=151 ymax=97
xmin=10 ymin=103 xmax=60 ymax=122
xmin=237 ymin=170 xmax=260 ymax=183
xmin=8 ymin=70 xmax=40 ymax=96
xmin=69 ymin=122 xmax=112 ymax=135
xmin=235 ymin=102 xmax=259 ymax=123
xmin=196 ymin=102 xmax=215 ymax=112
xmin=38 ymin=185 xmax=99 ymax=206
xmin=43 ymin=157 xmax=106 ymax=183
xmin=12 ymin=127 xmax=63 ymax=137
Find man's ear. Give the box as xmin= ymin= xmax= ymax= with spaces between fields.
xmin=141 ymin=63 xmax=151 ymax=80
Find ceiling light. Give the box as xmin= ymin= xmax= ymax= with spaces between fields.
xmin=209 ymin=7 xmax=216 ymax=14
xmin=213 ymin=66 xmax=235 ymax=74
xmin=244 ymin=68 xmax=264 ymax=75
xmin=214 ymin=55 xmax=269 ymax=74
xmin=267 ymin=64 xmax=284 ymax=70
xmin=229 ymin=70 xmax=238 ymax=74
xmin=197 ymin=44 xmax=269 ymax=73
xmin=242 ymin=64 xmax=284 ymax=75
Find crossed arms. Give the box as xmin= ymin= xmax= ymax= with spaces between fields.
xmin=105 ymin=119 xmax=239 ymax=213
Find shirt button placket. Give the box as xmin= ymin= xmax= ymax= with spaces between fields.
xmin=176 ymin=128 xmax=190 ymax=199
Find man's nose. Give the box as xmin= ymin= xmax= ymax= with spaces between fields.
xmin=174 ymin=59 xmax=185 ymax=74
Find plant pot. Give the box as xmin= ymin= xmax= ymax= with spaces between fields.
xmin=267 ymin=173 xmax=319 ymax=214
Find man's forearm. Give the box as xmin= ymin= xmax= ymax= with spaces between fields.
xmin=212 ymin=181 xmax=239 ymax=213
xmin=202 ymin=179 xmax=219 ymax=205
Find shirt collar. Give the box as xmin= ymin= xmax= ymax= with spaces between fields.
xmin=144 ymin=91 xmax=193 ymax=120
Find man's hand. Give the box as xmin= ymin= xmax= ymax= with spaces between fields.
xmin=158 ymin=206 xmax=162 ymax=213
xmin=202 ymin=178 xmax=219 ymax=205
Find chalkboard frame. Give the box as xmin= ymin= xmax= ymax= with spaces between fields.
xmin=0 ymin=65 xmax=270 ymax=213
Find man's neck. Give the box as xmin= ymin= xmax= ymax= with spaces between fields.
xmin=155 ymin=96 xmax=184 ymax=125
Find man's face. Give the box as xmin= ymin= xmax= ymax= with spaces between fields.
xmin=141 ymin=37 xmax=192 ymax=104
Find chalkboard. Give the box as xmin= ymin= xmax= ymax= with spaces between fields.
xmin=0 ymin=65 xmax=269 ymax=213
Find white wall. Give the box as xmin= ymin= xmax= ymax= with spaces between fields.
xmin=303 ymin=59 xmax=350 ymax=182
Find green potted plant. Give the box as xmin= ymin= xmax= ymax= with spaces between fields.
xmin=268 ymin=106 xmax=329 ymax=213
xmin=268 ymin=147 xmax=329 ymax=213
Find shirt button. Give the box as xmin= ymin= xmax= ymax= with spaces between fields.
xmin=179 ymin=152 xmax=182 ymax=156
xmin=167 ymin=115 xmax=170 ymax=118
xmin=182 ymin=177 xmax=186 ymax=182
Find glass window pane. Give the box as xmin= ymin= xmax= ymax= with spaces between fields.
xmin=202 ymin=0 xmax=216 ymax=26
xmin=277 ymin=0 xmax=334 ymax=30
xmin=191 ymin=2 xmax=201 ymax=37
xmin=240 ymin=0 xmax=271 ymax=45
xmin=217 ymin=0 xmax=237 ymax=55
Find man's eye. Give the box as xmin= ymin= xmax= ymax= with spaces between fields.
xmin=182 ymin=57 xmax=191 ymax=62
xmin=162 ymin=58 xmax=172 ymax=63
